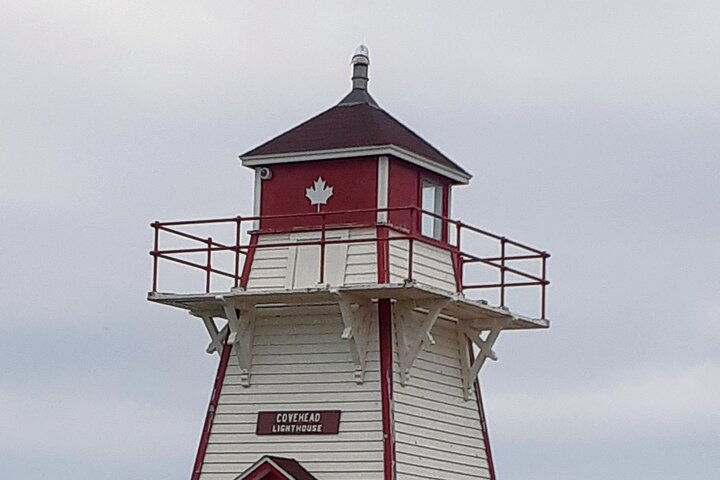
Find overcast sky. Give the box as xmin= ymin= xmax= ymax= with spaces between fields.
xmin=1 ymin=1 xmax=719 ymax=479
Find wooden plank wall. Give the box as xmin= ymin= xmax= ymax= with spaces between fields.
xmin=245 ymin=229 xmax=456 ymax=293
xmin=246 ymin=229 xmax=379 ymax=290
xmin=393 ymin=317 xmax=491 ymax=480
xmin=343 ymin=229 xmax=378 ymax=286
xmin=389 ymin=236 xmax=457 ymax=292
xmin=245 ymin=233 xmax=292 ymax=291
xmin=200 ymin=306 xmax=384 ymax=480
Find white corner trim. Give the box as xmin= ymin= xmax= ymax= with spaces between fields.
xmin=240 ymin=145 xmax=471 ymax=184
xmin=264 ymin=458 xmax=296 ymax=480
xmin=377 ymin=156 xmax=389 ymax=223
xmin=253 ymin=168 xmax=262 ymax=230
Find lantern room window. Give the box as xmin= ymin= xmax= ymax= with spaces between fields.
xmin=421 ymin=179 xmax=444 ymax=240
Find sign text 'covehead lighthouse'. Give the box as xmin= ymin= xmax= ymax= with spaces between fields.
xmin=148 ymin=46 xmax=551 ymax=480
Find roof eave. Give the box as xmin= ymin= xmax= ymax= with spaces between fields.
xmin=239 ymin=145 xmax=472 ymax=185
xmin=235 ymin=455 xmax=305 ymax=480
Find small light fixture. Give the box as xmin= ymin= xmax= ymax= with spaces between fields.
xmin=258 ymin=167 xmax=273 ymax=180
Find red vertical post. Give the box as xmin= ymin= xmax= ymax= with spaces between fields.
xmin=376 ymin=226 xmax=389 ymax=283
xmin=500 ymin=238 xmax=506 ymax=308
xmin=239 ymin=234 xmax=258 ymax=290
xmin=234 ymin=217 xmax=242 ymax=288
xmin=541 ymin=252 xmax=547 ymax=320
xmin=415 ymin=206 xmax=422 ymax=238
xmin=441 ymin=183 xmax=449 ymax=243
xmin=473 ymin=372 xmax=497 ymax=480
xmin=456 ymin=256 xmax=464 ymax=294
xmin=378 ymin=298 xmax=395 ymax=480
xmin=191 ymin=340 xmax=231 ymax=480
xmin=152 ymin=222 xmax=159 ymax=292
xmin=407 ymin=237 xmax=414 ymax=280
xmin=454 ymin=221 xmax=463 ymax=292
xmin=319 ymin=212 xmax=326 ymax=284
xmin=205 ymin=237 xmax=212 ymax=293
xmin=455 ymin=220 xmax=462 ymax=249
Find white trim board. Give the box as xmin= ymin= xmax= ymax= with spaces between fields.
xmin=234 ymin=456 xmax=299 ymax=480
xmin=253 ymin=167 xmax=262 ymax=230
xmin=240 ymin=145 xmax=471 ymax=184
xmin=376 ymin=156 xmax=389 ymax=223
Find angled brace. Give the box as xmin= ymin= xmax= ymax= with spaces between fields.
xmin=220 ymin=297 xmax=256 ymax=387
xmin=337 ymin=293 xmax=373 ymax=384
xmin=395 ymin=299 xmax=448 ymax=385
xmin=457 ymin=319 xmax=506 ymax=400
xmin=190 ymin=311 xmax=228 ymax=357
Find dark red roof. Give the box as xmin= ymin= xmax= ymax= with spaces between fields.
xmin=268 ymin=456 xmax=319 ymax=480
xmin=241 ymin=102 xmax=470 ymax=179
xmin=238 ymin=456 xmax=319 ymax=480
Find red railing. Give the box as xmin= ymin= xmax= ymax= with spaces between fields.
xmin=149 ymin=207 xmax=550 ymax=319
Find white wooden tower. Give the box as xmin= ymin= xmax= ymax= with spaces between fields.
xmin=148 ymin=46 xmax=550 ymax=480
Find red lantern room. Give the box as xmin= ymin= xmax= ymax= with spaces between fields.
xmin=242 ymin=45 xmax=469 ymax=240
xmin=148 ymin=46 xmax=550 ymax=480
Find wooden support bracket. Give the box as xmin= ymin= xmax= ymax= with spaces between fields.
xmin=394 ymin=299 xmax=448 ymax=385
xmin=219 ymin=297 xmax=256 ymax=387
xmin=337 ymin=293 xmax=373 ymax=384
xmin=457 ymin=319 xmax=507 ymax=400
xmin=189 ymin=311 xmax=228 ymax=357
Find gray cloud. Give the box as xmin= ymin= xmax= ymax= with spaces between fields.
xmin=1 ymin=1 xmax=719 ymax=479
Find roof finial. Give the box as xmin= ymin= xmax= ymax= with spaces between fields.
xmin=351 ymin=45 xmax=370 ymax=90
xmin=338 ymin=45 xmax=379 ymax=108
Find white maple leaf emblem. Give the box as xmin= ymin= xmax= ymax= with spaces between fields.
xmin=305 ymin=176 xmax=334 ymax=211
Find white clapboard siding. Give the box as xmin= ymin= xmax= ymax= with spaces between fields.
xmin=246 ymin=228 xmax=380 ymax=290
xmin=202 ymin=473 xmax=378 ymax=480
xmin=388 ymin=234 xmax=457 ymax=292
xmin=343 ymin=228 xmax=378 ymax=285
xmin=202 ymin=461 xmax=384 ymax=475
xmin=289 ymin=230 xmax=349 ymax=288
xmin=245 ymin=233 xmax=291 ymax=291
xmin=393 ymin=317 xmax=490 ymax=480
xmin=200 ymin=309 xmax=384 ymax=480
xmin=246 ymin=229 xmax=456 ymax=292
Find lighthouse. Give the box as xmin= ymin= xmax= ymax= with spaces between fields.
xmin=148 ymin=46 xmax=550 ymax=480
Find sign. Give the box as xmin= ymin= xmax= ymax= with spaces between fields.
xmin=256 ymin=410 xmax=341 ymax=435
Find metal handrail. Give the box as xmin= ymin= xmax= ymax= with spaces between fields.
xmin=149 ymin=206 xmax=550 ymax=319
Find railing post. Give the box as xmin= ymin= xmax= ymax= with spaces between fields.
xmin=455 ymin=222 xmax=463 ymax=293
xmin=457 ymin=255 xmax=464 ymax=293
xmin=234 ymin=217 xmax=242 ymax=289
xmin=414 ymin=206 xmax=421 ymax=236
xmin=455 ymin=221 xmax=462 ymax=249
xmin=541 ymin=252 xmax=547 ymax=320
xmin=319 ymin=212 xmax=326 ymax=284
xmin=407 ymin=237 xmax=414 ymax=280
xmin=376 ymin=226 xmax=389 ymax=284
xmin=152 ymin=221 xmax=159 ymax=292
xmin=206 ymin=237 xmax=212 ymax=293
xmin=146 ymin=209 xmax=549 ymax=321
xmin=500 ymin=237 xmax=506 ymax=308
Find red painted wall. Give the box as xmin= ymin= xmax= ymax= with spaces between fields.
xmin=387 ymin=157 xmax=452 ymax=241
xmin=259 ymin=157 xmax=378 ymax=231
xmin=258 ymin=155 xmax=454 ymax=243
xmin=387 ymin=158 xmax=419 ymax=231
